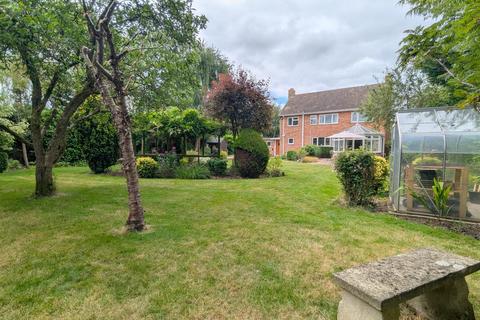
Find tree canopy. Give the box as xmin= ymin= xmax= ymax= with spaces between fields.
xmin=399 ymin=0 xmax=480 ymax=107
xmin=205 ymin=68 xmax=273 ymax=138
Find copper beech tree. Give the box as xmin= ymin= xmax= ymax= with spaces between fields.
xmin=81 ymin=0 xmax=205 ymax=231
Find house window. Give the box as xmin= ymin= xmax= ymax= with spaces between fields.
xmin=351 ymin=112 xmax=367 ymax=123
xmin=287 ymin=117 xmax=299 ymax=126
xmin=267 ymin=141 xmax=272 ymax=147
xmin=310 ymin=115 xmax=317 ymax=125
xmin=312 ymin=137 xmax=331 ymax=146
xmin=319 ymin=113 xmax=339 ymax=124
xmin=288 ymin=138 xmax=295 ymax=145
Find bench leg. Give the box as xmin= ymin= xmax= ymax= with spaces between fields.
xmin=407 ymin=277 xmax=475 ymax=320
xmin=337 ymin=290 xmax=399 ymax=320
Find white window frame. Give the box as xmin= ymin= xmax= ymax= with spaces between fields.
xmin=319 ymin=113 xmax=339 ymax=125
xmin=287 ymin=117 xmax=299 ymax=126
xmin=288 ymin=138 xmax=295 ymax=145
xmin=310 ymin=115 xmax=318 ymax=125
xmin=351 ymin=111 xmax=367 ymax=123
xmin=312 ymin=137 xmax=318 ymax=145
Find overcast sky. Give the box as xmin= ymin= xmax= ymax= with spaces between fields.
xmin=193 ymin=0 xmax=425 ymax=105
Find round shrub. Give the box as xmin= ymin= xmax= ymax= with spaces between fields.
xmin=207 ymin=158 xmax=228 ymax=176
xmin=234 ymin=129 xmax=269 ymax=178
xmin=286 ymin=150 xmax=298 ymax=161
xmin=334 ymin=149 xmax=376 ymax=206
xmin=136 ymin=157 xmax=159 ymax=178
xmin=0 ymin=152 xmax=7 ymax=173
xmin=316 ymin=146 xmax=333 ymax=158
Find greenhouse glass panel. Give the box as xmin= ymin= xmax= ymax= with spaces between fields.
xmin=390 ymin=107 xmax=480 ymax=222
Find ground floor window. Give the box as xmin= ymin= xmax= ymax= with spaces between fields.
xmin=288 ymin=138 xmax=294 ymax=145
xmin=312 ymin=137 xmax=331 ymax=146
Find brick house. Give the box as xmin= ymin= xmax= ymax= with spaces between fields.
xmin=278 ymin=85 xmax=385 ymax=156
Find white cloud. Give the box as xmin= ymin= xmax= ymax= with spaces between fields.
xmin=193 ymin=0 xmax=425 ymax=102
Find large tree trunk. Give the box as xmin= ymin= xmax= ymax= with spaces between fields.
xmin=35 ymin=162 xmax=54 ymax=197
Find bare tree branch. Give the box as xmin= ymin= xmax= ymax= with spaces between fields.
xmin=0 ymin=123 xmax=32 ymax=146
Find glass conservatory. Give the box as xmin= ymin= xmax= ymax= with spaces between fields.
xmin=390 ymin=107 xmax=480 ymax=222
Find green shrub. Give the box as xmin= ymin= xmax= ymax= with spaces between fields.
xmin=302 ymin=145 xmax=318 ymax=156
xmin=316 ymin=146 xmax=333 ymax=158
xmin=220 ymin=150 xmax=228 ymax=160
xmin=334 ymin=150 xmax=377 ymax=206
xmin=157 ymin=153 xmax=178 ymax=178
xmin=286 ymin=151 xmax=298 ymax=161
xmin=7 ymin=159 xmax=22 ymax=170
xmin=234 ymin=129 xmax=269 ymax=178
xmin=0 ymin=152 xmax=7 ymax=173
xmin=207 ymin=158 xmax=228 ymax=176
xmin=267 ymin=156 xmax=284 ymax=177
xmin=136 ymin=157 xmax=158 ymax=178
xmin=373 ymin=156 xmax=389 ymax=195
xmin=175 ymin=163 xmax=211 ymax=179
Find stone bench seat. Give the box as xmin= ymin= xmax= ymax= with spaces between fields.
xmin=333 ymin=248 xmax=480 ymax=320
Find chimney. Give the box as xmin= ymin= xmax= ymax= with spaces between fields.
xmin=288 ymin=88 xmax=296 ymax=98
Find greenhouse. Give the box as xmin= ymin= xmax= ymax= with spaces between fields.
xmin=390 ymin=107 xmax=480 ymax=222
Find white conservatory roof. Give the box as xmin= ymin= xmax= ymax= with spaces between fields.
xmin=328 ymin=124 xmax=382 ymax=139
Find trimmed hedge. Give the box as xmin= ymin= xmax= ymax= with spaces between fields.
xmin=234 ymin=129 xmax=269 ymax=178
xmin=301 ymin=145 xmax=333 ymax=158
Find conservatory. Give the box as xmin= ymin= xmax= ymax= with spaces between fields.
xmin=328 ymin=124 xmax=384 ymax=154
xmin=390 ymin=107 xmax=480 ymax=222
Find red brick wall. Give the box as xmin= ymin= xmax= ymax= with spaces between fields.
xmin=280 ymin=111 xmax=383 ymax=155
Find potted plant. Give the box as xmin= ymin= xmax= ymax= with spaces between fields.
xmin=469 ymin=176 xmax=480 ymax=204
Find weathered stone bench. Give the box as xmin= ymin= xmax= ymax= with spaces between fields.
xmin=333 ymin=248 xmax=480 ymax=320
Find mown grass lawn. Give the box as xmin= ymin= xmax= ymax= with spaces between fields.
xmin=0 ymin=162 xmax=478 ymax=319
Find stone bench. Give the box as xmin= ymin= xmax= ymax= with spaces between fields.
xmin=333 ymin=248 xmax=480 ymax=320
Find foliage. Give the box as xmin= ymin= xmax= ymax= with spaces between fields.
xmin=0 ymin=152 xmax=7 ymax=173
xmin=74 ymin=100 xmax=119 ymax=174
xmin=360 ymin=66 xmax=454 ymax=142
xmin=207 ymin=158 xmax=228 ymax=176
xmin=136 ymin=157 xmax=159 ymax=179
xmin=302 ymin=145 xmax=333 ymax=158
xmin=219 ymin=150 xmax=228 ymax=160
xmin=205 ymin=68 xmax=274 ymax=137
xmin=399 ymin=0 xmax=480 ymax=107
xmin=263 ymin=104 xmax=281 ymax=138
xmin=286 ymin=151 xmax=298 ymax=161
xmin=234 ymin=129 xmax=269 ymax=178
xmin=334 ymin=150 xmax=377 ymax=206
xmin=411 ymin=178 xmax=452 ymax=217
xmin=267 ymin=156 xmax=284 ymax=177
xmin=373 ymin=156 xmax=389 ymax=195
xmin=7 ymin=159 xmax=22 ymax=170
xmin=175 ymin=163 xmax=211 ymax=180
xmin=412 ymin=156 xmax=442 ymax=166
xmin=157 ymin=153 xmax=179 ymax=178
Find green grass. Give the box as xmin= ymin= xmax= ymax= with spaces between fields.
xmin=0 ymin=162 xmax=478 ymax=319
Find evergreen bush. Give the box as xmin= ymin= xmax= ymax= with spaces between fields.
xmin=136 ymin=157 xmax=159 ymax=178
xmin=234 ymin=129 xmax=269 ymax=178
xmin=207 ymin=158 xmax=228 ymax=176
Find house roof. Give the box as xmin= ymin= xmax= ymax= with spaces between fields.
xmin=328 ymin=124 xmax=383 ymax=139
xmin=280 ymin=84 xmax=377 ymax=116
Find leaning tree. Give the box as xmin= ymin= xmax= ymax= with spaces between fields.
xmin=0 ymin=0 xmax=95 ymax=196
xmin=80 ymin=0 xmax=206 ymax=231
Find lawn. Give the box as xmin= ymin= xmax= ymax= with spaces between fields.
xmin=0 ymin=162 xmax=478 ymax=319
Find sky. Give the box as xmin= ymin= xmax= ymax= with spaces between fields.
xmin=192 ymin=0 xmax=426 ymax=105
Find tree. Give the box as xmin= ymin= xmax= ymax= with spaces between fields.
xmin=81 ymin=0 xmax=205 ymax=231
xmin=0 ymin=0 xmax=95 ymax=196
xmin=399 ymin=0 xmax=480 ymax=108
xmin=205 ymin=68 xmax=273 ymax=138
xmin=360 ymin=66 xmax=453 ymax=144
